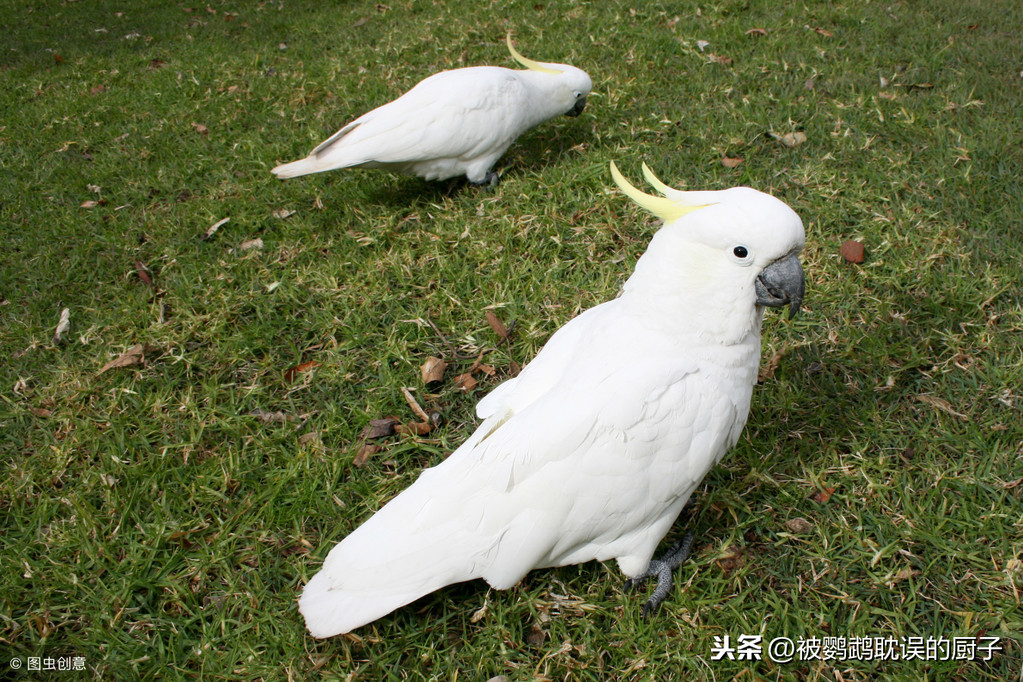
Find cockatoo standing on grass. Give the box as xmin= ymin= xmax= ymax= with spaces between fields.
xmin=271 ymin=35 xmax=592 ymax=186
xmin=299 ymin=162 xmax=806 ymax=638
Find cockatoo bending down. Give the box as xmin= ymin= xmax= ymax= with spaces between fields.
xmin=271 ymin=35 xmax=592 ymax=186
xmin=300 ymin=162 xmax=806 ymax=638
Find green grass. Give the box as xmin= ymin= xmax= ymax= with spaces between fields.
xmin=2 ymin=0 xmax=1022 ymax=679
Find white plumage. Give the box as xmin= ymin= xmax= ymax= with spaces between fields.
xmin=300 ymin=163 xmax=806 ymax=638
xmin=271 ymin=36 xmax=592 ymax=184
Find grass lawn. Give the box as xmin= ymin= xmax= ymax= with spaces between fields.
xmin=2 ymin=0 xmax=1021 ymax=679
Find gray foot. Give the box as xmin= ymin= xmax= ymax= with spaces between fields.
xmin=625 ymin=530 xmax=694 ymax=616
xmin=469 ymin=170 xmax=500 ymax=188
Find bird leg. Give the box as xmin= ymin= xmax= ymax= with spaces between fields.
xmin=469 ymin=170 xmax=500 ymax=188
xmin=625 ymin=530 xmax=695 ymax=616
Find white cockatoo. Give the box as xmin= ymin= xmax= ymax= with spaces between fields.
xmin=299 ymin=162 xmax=806 ymax=638
xmin=271 ymin=35 xmax=592 ymax=186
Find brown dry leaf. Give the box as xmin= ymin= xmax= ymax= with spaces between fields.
xmin=298 ymin=432 xmax=321 ymax=447
xmin=353 ymin=442 xmax=380 ymax=468
xmin=454 ymin=373 xmax=478 ymax=392
xmin=710 ymin=53 xmax=733 ymax=66
xmin=99 ymin=344 xmax=144 ymax=373
xmin=239 ymin=238 xmax=263 ymax=251
xmin=248 ymin=408 xmax=298 ymax=424
xmin=525 ymin=624 xmax=546 ymax=647
xmin=758 ymin=345 xmax=788 ymax=382
xmin=90 ymin=84 xmax=108 ymax=95
xmin=135 ymin=261 xmax=154 ymax=287
xmin=745 ymin=28 xmax=768 ymax=36
xmin=272 ymin=209 xmax=296 ymax=219
xmin=470 ymin=599 xmax=489 ymax=624
xmin=485 ymin=309 xmax=509 ymax=340
xmin=53 ymin=307 xmax=70 ymax=345
xmin=810 ymin=26 xmax=834 ymax=37
xmin=191 ymin=122 xmax=209 ymax=136
xmin=772 ymin=131 xmax=807 ymax=148
xmin=784 ymin=517 xmax=814 ymax=533
xmin=80 ymin=200 xmax=100 ymax=208
xmin=716 ymin=546 xmax=745 ymax=574
xmin=721 ymin=156 xmax=744 ymax=168
xmin=887 ymin=566 xmax=919 ymax=587
xmin=400 ymin=387 xmax=431 ymax=422
xmin=813 ymin=486 xmax=837 ymax=504
xmin=149 ymin=58 xmax=166 ymax=70
xmin=30 ymin=407 xmax=53 ymax=418
xmin=421 ymin=356 xmax=447 ymax=385
xmin=53 ymin=54 xmax=65 ymax=65
xmin=509 ymin=360 xmax=522 ymax=376
xmin=394 ymin=422 xmax=432 ymax=436
xmin=476 ymin=363 xmax=496 ymax=377
xmin=360 ymin=417 xmax=400 ymax=440
xmin=284 ymin=360 xmax=320 ymax=382
xmin=201 ymin=216 xmax=230 ymax=240
xmin=917 ymin=394 xmax=969 ymax=421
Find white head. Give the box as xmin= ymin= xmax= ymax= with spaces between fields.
xmin=611 ymin=162 xmax=806 ymax=342
xmin=506 ymin=34 xmax=592 ymax=117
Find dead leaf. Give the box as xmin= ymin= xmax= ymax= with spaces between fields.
xmin=470 ymin=599 xmax=489 ymax=623
xmin=813 ymin=486 xmax=837 ymax=504
xmin=771 ymin=131 xmax=807 ymax=148
xmin=248 ymin=408 xmax=298 ymax=423
xmin=721 ymin=156 xmax=744 ymax=168
xmin=284 ymin=360 xmax=320 ymax=382
xmin=485 ymin=309 xmax=509 ymax=340
xmin=710 ymin=53 xmax=733 ymax=66
xmin=298 ymin=432 xmax=321 ymax=447
xmin=80 ymin=200 xmax=100 ymax=208
xmin=525 ymin=624 xmax=546 ymax=647
xmin=509 ymin=360 xmax=522 ymax=376
xmin=191 ymin=122 xmax=209 ymax=136
xmin=135 ymin=261 xmax=154 ymax=287
xmin=89 ymin=84 xmax=108 ymax=95
xmin=916 ymin=394 xmax=969 ymax=421
xmin=758 ymin=345 xmax=788 ymax=382
xmin=401 ymin=387 xmax=431 ymax=422
xmin=30 ymin=407 xmax=53 ymax=418
xmin=421 ymin=356 xmax=447 ymax=385
xmin=99 ymin=344 xmax=144 ymax=373
xmin=887 ymin=566 xmax=919 ymax=587
xmin=201 ymin=216 xmax=229 ymax=240
xmin=716 ymin=546 xmax=745 ymax=574
xmin=394 ymin=422 xmax=432 ymax=436
xmin=454 ymin=373 xmax=478 ymax=391
xmin=353 ymin=442 xmax=380 ymax=468
xmin=360 ymin=417 xmax=400 ymax=440
xmin=745 ymin=28 xmax=768 ymax=36
xmin=784 ymin=517 xmax=814 ymax=533
xmin=809 ymin=26 xmax=834 ymax=37
xmin=840 ymin=240 xmax=865 ymax=264
xmin=53 ymin=308 xmax=70 ymax=345
xmin=53 ymin=54 xmax=65 ymax=65
xmin=148 ymin=58 xmax=166 ymax=70
xmin=239 ymin=238 xmax=263 ymax=251
xmin=272 ymin=209 xmax=296 ymax=219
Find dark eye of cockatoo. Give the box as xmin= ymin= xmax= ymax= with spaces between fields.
xmin=731 ymin=245 xmax=754 ymax=265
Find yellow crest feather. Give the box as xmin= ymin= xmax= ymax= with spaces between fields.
xmin=610 ymin=162 xmax=706 ymax=223
xmin=506 ymin=33 xmax=562 ymax=75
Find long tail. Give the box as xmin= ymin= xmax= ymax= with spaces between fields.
xmin=271 ymin=155 xmax=341 ymax=179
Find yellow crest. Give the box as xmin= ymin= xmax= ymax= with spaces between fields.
xmin=506 ymin=33 xmax=563 ymax=75
xmin=610 ymin=162 xmax=710 ymax=223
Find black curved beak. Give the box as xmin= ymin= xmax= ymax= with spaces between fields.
xmin=754 ymin=253 xmax=805 ymax=319
xmin=566 ymin=97 xmax=586 ymax=117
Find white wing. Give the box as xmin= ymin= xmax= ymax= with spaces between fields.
xmin=299 ymin=302 xmax=750 ymax=637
